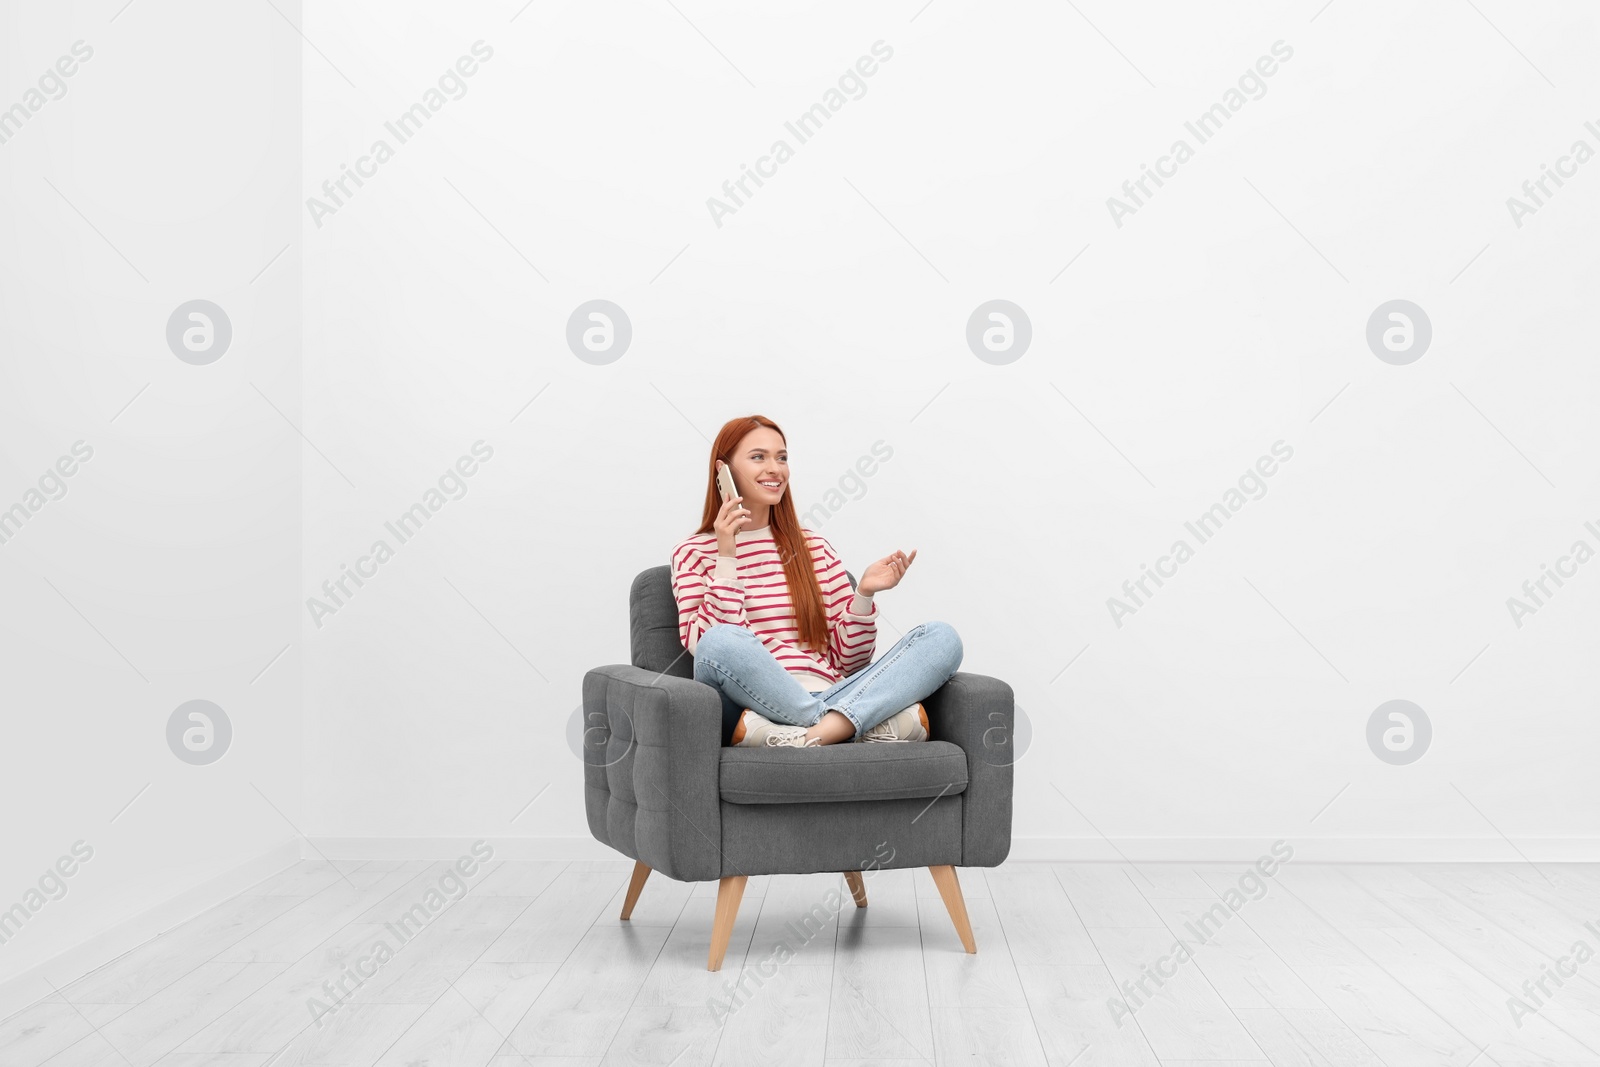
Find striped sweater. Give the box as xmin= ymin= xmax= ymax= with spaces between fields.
xmin=670 ymin=524 xmax=878 ymax=691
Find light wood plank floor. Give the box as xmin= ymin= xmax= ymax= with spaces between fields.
xmin=7 ymin=860 xmax=1600 ymax=1066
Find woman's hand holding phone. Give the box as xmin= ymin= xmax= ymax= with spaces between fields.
xmin=713 ymin=460 xmax=750 ymax=556
xmin=858 ymin=549 xmax=916 ymax=596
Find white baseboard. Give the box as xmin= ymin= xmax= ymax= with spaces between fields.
xmin=307 ymin=836 xmax=1600 ymax=864
xmin=1004 ymin=837 xmax=1600 ymax=863
xmin=0 ymin=839 xmax=300 ymax=1022
xmin=309 ymin=837 xmax=617 ymax=861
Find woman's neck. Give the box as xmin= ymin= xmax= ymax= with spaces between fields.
xmin=742 ymin=501 xmax=772 ymax=529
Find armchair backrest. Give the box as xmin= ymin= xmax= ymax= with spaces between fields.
xmin=630 ymin=566 xmax=694 ymax=678
xmin=629 ymin=562 xmax=857 ymax=677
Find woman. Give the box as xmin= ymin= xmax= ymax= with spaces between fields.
xmin=670 ymin=414 xmax=964 ymax=748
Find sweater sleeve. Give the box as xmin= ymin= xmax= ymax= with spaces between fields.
xmin=671 ymin=539 xmax=747 ymax=654
xmin=812 ymin=534 xmax=877 ymax=677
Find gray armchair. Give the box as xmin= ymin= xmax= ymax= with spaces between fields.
xmin=582 ymin=565 xmax=1015 ymax=969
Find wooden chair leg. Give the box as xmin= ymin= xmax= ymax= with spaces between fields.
xmin=619 ymin=860 xmax=651 ymax=920
xmin=708 ymin=875 xmax=748 ymax=971
xmin=843 ymin=870 xmax=868 ymax=908
xmin=928 ymin=865 xmax=977 ymax=953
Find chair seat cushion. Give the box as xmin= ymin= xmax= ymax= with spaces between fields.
xmin=719 ymin=740 xmax=970 ymax=804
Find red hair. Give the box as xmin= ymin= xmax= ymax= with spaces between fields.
xmin=696 ymin=415 xmax=828 ymax=652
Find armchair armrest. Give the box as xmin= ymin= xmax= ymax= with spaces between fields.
xmin=923 ymin=671 xmax=1015 ymax=867
xmin=582 ymin=664 xmax=725 ymax=882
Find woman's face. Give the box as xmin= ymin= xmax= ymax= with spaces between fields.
xmin=724 ymin=426 xmax=789 ymax=511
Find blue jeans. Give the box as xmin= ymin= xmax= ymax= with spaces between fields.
xmin=692 ymin=621 xmax=963 ymax=743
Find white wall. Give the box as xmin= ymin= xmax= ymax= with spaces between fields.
xmin=299 ymin=0 xmax=1598 ymax=856
xmin=0 ymin=0 xmax=302 ymax=999
xmin=5 ymin=0 xmax=1597 ymax=1007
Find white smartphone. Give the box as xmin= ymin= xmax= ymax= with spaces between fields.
xmin=716 ymin=462 xmax=739 ymax=505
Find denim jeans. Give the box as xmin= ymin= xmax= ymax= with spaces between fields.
xmin=692 ymin=621 xmax=963 ymax=744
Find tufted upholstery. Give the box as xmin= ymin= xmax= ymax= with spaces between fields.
xmin=582 ymin=565 xmax=1015 ymax=880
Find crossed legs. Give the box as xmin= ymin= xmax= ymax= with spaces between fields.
xmin=692 ymin=621 xmax=963 ymax=745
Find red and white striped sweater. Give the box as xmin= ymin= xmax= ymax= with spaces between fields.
xmin=670 ymin=524 xmax=878 ymax=691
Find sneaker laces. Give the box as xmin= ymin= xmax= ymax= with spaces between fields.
xmin=765 ymin=728 xmax=817 ymax=748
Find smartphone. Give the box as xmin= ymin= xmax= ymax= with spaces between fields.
xmin=716 ymin=462 xmax=739 ymax=505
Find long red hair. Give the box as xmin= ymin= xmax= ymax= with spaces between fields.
xmin=695 ymin=415 xmax=829 ymax=652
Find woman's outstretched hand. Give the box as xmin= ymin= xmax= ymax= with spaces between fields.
xmin=857 ymin=549 xmax=916 ymax=596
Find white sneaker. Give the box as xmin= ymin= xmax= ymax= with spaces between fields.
xmin=732 ymin=709 xmax=820 ymax=748
xmin=857 ymin=703 xmax=929 ymax=743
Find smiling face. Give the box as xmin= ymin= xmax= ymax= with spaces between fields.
xmin=724 ymin=425 xmax=789 ymax=513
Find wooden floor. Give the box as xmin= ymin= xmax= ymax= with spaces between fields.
xmin=6 ymin=859 xmax=1600 ymax=1065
